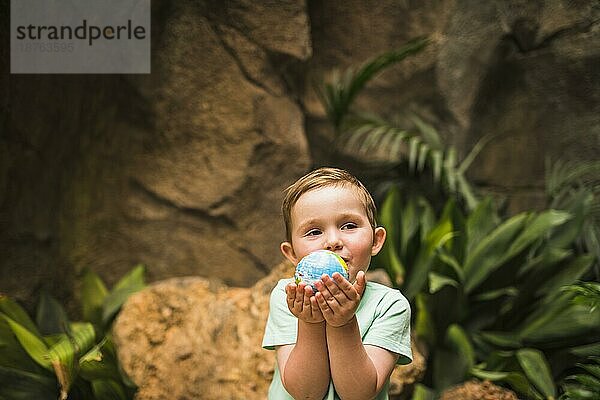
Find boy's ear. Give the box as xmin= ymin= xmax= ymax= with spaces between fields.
xmin=371 ymin=227 xmax=387 ymax=256
xmin=280 ymin=241 xmax=299 ymax=265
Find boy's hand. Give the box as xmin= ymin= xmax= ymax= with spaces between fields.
xmin=315 ymin=270 xmax=366 ymax=327
xmin=285 ymin=282 xmax=325 ymax=324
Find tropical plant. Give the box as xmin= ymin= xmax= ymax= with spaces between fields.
xmin=317 ymin=37 xmax=490 ymax=211
xmin=546 ymin=159 xmax=600 ymax=278
xmin=558 ymin=282 xmax=600 ymax=399
xmin=0 ymin=265 xmax=145 ymax=400
xmin=374 ymin=188 xmax=599 ymax=399
xmin=559 ymin=356 xmax=600 ymax=399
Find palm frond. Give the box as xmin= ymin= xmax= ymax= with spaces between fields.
xmin=318 ymin=37 xmax=429 ymax=131
xmin=336 ymin=115 xmax=481 ymax=209
xmin=562 ymin=282 xmax=600 ymax=312
xmin=546 ymin=159 xmax=600 ymax=199
xmin=545 ymin=159 xmax=600 ymax=276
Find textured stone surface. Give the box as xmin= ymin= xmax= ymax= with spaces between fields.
xmin=440 ymin=380 xmax=518 ymax=400
xmin=303 ymin=0 xmax=599 ymax=214
xmin=113 ymin=261 xmax=426 ymax=399
xmin=0 ymin=1 xmax=310 ymax=305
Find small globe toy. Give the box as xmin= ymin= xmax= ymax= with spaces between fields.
xmin=294 ymin=250 xmax=349 ymax=291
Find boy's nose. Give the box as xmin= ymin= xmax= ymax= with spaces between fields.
xmin=324 ymin=235 xmax=343 ymax=251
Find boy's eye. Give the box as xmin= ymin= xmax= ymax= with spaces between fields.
xmin=305 ymin=229 xmax=322 ymax=236
xmin=342 ymin=222 xmax=358 ymax=230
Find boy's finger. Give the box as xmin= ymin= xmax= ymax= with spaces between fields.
xmin=315 ymin=292 xmax=334 ymax=318
xmin=353 ymin=271 xmax=367 ymax=297
xmin=310 ymin=296 xmax=321 ymax=315
xmin=332 ymin=272 xmax=355 ymax=300
xmin=286 ymin=284 xmax=296 ymax=300
xmin=323 ymin=274 xmax=349 ymax=303
xmin=295 ymin=282 xmax=305 ymax=299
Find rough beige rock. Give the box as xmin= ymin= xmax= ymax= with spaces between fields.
xmin=440 ymin=380 xmax=518 ymax=400
xmin=113 ymin=261 xmax=425 ymax=399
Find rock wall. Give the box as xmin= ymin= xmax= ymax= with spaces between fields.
xmin=1 ymin=0 xmax=598 ymax=306
xmin=0 ymin=1 xmax=311 ymax=306
xmin=302 ymin=0 xmax=599 ymax=212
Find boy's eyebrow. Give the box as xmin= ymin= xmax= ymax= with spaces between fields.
xmin=295 ymin=213 xmax=366 ymax=233
xmin=295 ymin=218 xmax=319 ymax=233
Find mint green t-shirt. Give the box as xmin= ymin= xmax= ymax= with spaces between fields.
xmin=262 ymin=279 xmax=412 ymax=400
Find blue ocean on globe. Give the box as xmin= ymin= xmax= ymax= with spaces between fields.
xmin=294 ymin=250 xmax=349 ymax=291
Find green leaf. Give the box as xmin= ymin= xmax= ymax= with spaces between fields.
xmin=414 ymin=293 xmax=435 ymax=346
xmin=411 ymin=115 xmax=443 ymax=150
xmin=463 ymin=213 xmax=528 ymax=293
xmin=470 ymin=367 xmax=543 ymax=400
xmin=516 ymin=349 xmax=556 ymax=398
xmin=474 ymin=287 xmax=518 ymax=302
xmin=0 ymin=296 xmax=42 ymax=338
xmin=102 ymin=264 xmax=146 ymax=325
xmin=507 ymin=210 xmax=571 ymax=258
xmin=434 ymin=348 xmax=466 ymax=390
xmin=432 ymin=150 xmax=442 ymax=184
xmin=320 ymin=37 xmax=429 ymax=130
xmin=91 ymin=379 xmax=127 ymax=400
xmin=536 ymin=255 xmax=594 ymax=298
xmin=577 ymin=361 xmax=600 ymax=380
xmin=518 ymin=247 xmax=572 ymax=278
xmin=81 ymin=268 xmax=108 ymax=327
xmin=565 ymin=373 xmax=600 ymax=388
xmin=377 ymin=186 xmax=406 ymax=285
xmin=36 ymin=290 xmax=70 ymax=336
xmin=568 ymin=342 xmax=600 ymax=358
xmin=79 ymin=338 xmax=122 ymax=382
xmin=411 ymin=384 xmax=435 ymax=400
xmin=0 ymin=365 xmax=57 ymax=400
xmin=446 ymin=324 xmax=475 ymax=370
xmin=429 ymin=272 xmax=458 ymax=294
xmin=1 ymin=316 xmax=51 ymax=369
xmin=466 ymin=197 xmax=499 ymax=257
xmin=519 ymin=293 xmax=600 ymax=343
xmin=479 ymin=331 xmax=522 ymax=348
xmin=0 ymin=316 xmax=43 ymax=372
xmin=47 ymin=322 xmax=96 ymax=399
xmin=548 ymin=189 xmax=593 ymax=249
xmin=400 ymin=196 xmax=421 ymax=258
xmin=404 ymin=201 xmax=454 ymax=299
xmin=436 ymin=247 xmax=464 ymax=281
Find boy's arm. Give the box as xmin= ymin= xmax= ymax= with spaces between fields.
xmin=315 ymin=271 xmax=399 ymax=400
xmin=326 ymin=318 xmax=399 ymax=400
xmin=276 ymin=283 xmax=330 ymax=400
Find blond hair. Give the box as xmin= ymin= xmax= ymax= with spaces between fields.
xmin=282 ymin=167 xmax=377 ymax=241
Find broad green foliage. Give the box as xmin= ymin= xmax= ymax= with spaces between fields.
xmin=373 ymin=190 xmax=599 ymax=399
xmin=0 ymin=265 xmax=145 ymax=399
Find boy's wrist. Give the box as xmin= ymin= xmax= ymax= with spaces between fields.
xmin=299 ymin=319 xmax=326 ymax=327
xmin=327 ymin=315 xmax=357 ymax=329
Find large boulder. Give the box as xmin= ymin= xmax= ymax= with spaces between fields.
xmin=113 ymin=261 xmax=426 ymax=399
xmin=440 ymin=380 xmax=518 ymax=400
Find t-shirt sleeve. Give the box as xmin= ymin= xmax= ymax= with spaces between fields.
xmin=362 ymin=289 xmax=412 ymax=365
xmin=262 ymin=279 xmax=298 ymax=350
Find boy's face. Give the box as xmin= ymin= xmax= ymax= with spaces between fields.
xmin=281 ymin=185 xmax=386 ymax=282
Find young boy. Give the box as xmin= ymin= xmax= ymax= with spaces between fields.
xmin=262 ymin=167 xmax=412 ymax=400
